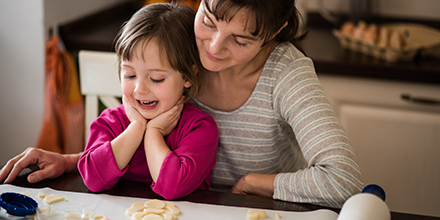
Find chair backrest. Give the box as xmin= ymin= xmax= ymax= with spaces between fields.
xmin=79 ymin=50 xmax=122 ymax=144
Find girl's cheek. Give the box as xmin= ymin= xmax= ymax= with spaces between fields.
xmin=120 ymin=83 xmax=131 ymax=97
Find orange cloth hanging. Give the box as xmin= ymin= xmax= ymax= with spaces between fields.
xmin=36 ymin=36 xmax=84 ymax=154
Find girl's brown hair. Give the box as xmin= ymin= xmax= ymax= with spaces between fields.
xmin=202 ymin=0 xmax=307 ymax=52
xmin=114 ymin=3 xmax=201 ymax=102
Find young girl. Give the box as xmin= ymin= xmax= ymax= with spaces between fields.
xmin=77 ymin=3 xmax=219 ymax=200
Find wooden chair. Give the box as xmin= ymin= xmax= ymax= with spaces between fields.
xmin=78 ymin=50 xmax=122 ymax=144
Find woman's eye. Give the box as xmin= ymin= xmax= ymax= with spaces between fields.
xmin=202 ymin=17 xmax=215 ymax=28
xmin=235 ymin=39 xmax=247 ymax=47
xmin=124 ymin=74 xmax=135 ymax=79
xmin=151 ymin=78 xmax=165 ymax=83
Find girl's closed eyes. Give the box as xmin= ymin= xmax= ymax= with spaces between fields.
xmin=150 ymin=77 xmax=165 ymax=83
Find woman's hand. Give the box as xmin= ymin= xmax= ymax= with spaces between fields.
xmin=123 ymin=96 xmax=147 ymax=125
xmin=0 ymin=147 xmax=80 ymax=184
xmin=146 ymin=96 xmax=185 ymax=136
xmin=230 ymin=173 xmax=276 ymax=198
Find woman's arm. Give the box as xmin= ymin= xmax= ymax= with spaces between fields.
xmin=230 ymin=173 xmax=276 ymax=198
xmin=271 ymin=57 xmax=363 ymax=208
xmin=0 ymin=148 xmax=80 ymax=184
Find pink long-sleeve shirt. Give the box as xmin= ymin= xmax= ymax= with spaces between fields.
xmin=78 ymin=103 xmax=218 ymax=200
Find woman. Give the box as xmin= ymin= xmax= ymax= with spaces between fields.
xmin=0 ymin=0 xmax=363 ymax=208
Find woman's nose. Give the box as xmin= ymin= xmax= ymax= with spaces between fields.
xmin=209 ymin=33 xmax=226 ymax=54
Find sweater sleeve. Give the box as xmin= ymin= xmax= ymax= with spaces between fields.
xmin=272 ymin=57 xmax=363 ymax=208
xmin=77 ymin=107 xmax=128 ymax=192
xmin=150 ymin=111 xmax=219 ymax=200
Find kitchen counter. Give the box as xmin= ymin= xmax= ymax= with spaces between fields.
xmin=301 ymin=14 xmax=440 ymax=85
xmin=60 ymin=2 xmax=440 ymax=85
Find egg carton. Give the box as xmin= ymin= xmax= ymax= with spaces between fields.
xmin=333 ymin=22 xmax=440 ymax=63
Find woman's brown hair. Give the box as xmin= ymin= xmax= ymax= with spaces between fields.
xmin=114 ymin=3 xmax=201 ymax=102
xmin=201 ymin=0 xmax=307 ymax=53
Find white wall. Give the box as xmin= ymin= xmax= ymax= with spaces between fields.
xmin=0 ymin=0 xmax=126 ymax=166
xmin=0 ymin=0 xmax=45 ymax=166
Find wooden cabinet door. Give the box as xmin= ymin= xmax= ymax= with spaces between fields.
xmin=318 ymin=74 xmax=440 ymax=217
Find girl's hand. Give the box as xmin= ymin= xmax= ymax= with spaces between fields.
xmin=123 ymin=96 xmax=147 ymax=124
xmin=147 ymin=96 xmax=185 ymax=136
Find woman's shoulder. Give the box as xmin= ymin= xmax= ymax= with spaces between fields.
xmin=265 ymin=42 xmax=315 ymax=79
xmin=264 ymin=42 xmax=314 ymax=77
xmin=269 ymin=42 xmax=308 ymax=64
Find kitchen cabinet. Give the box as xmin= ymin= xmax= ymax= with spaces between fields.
xmin=318 ymin=74 xmax=440 ymax=217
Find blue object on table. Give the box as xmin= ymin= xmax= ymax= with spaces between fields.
xmin=0 ymin=192 xmax=38 ymax=216
xmin=362 ymin=184 xmax=386 ymax=201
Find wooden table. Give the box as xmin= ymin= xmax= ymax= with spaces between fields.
xmin=4 ymin=168 xmax=439 ymax=220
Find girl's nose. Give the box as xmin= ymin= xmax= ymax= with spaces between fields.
xmin=134 ymin=81 xmax=149 ymax=94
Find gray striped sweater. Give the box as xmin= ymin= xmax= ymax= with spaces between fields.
xmin=192 ymin=42 xmax=363 ymax=208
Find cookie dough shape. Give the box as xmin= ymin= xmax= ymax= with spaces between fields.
xmin=247 ymin=209 xmax=267 ymax=220
xmin=65 ymin=212 xmax=82 ymax=219
xmin=126 ymin=199 xmax=179 ymax=220
xmin=142 ymin=214 xmax=163 ymax=220
xmin=43 ymin=194 xmax=65 ymax=204
xmin=132 ymin=202 xmax=147 ymax=211
xmin=95 ymin=214 xmax=109 ymax=220
xmin=38 ymin=193 xmax=47 ymax=198
xmin=145 ymin=200 xmax=165 ymax=209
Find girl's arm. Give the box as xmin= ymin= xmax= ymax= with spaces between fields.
xmin=110 ymin=96 xmax=146 ymax=171
xmin=147 ymin=104 xmax=218 ymax=200
xmin=140 ymin=98 xmax=217 ymax=200
xmin=144 ymin=98 xmax=184 ymax=182
xmin=78 ymin=105 xmax=136 ymax=192
xmin=78 ymin=98 xmax=145 ymax=192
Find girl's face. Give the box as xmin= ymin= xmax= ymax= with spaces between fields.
xmin=120 ymin=39 xmax=191 ymax=119
xmin=194 ymin=2 xmax=266 ymax=72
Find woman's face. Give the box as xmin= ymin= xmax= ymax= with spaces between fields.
xmin=194 ymin=2 xmax=266 ymax=72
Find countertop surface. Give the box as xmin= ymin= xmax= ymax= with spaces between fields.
xmin=59 ymin=2 xmax=440 ymax=85
xmin=4 ymin=167 xmax=440 ymax=220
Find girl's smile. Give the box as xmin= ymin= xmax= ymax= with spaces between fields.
xmin=137 ymin=99 xmax=159 ymax=110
